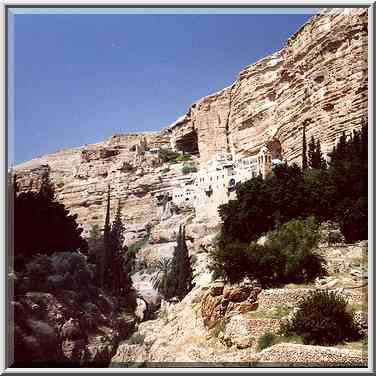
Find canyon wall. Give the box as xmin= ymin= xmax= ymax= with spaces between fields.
xmin=14 ymin=8 xmax=368 ymax=235
xmin=167 ymin=8 xmax=368 ymax=165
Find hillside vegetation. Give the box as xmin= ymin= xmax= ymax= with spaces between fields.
xmin=210 ymin=126 xmax=367 ymax=285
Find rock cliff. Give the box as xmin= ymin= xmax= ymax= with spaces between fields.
xmin=166 ymin=8 xmax=368 ymax=164
xmin=14 ymin=8 xmax=368 ymax=237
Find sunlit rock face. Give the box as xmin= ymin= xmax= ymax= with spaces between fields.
xmin=14 ymin=8 xmax=367 ymax=235
xmin=167 ymin=8 xmax=368 ymax=165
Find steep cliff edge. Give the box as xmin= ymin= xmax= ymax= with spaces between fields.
xmin=14 ymin=8 xmax=368 ymax=235
xmin=166 ymin=8 xmax=368 ymax=165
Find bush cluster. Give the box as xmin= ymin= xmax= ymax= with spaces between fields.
xmin=280 ymin=290 xmax=361 ymax=346
xmin=17 ymin=252 xmax=96 ymax=297
xmin=218 ymin=125 xmax=367 ymax=247
xmin=212 ymin=126 xmax=367 ymax=284
xmin=182 ymin=165 xmax=198 ymax=174
xmin=158 ymin=148 xmax=180 ymax=163
xmin=210 ymin=217 xmax=325 ymax=286
xmin=12 ymin=170 xmax=87 ymax=268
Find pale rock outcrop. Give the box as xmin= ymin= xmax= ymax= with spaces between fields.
xmin=167 ymin=8 xmax=367 ymax=165
xmin=14 ymin=9 xmax=367 ymax=241
xmin=201 ymin=280 xmax=262 ymax=329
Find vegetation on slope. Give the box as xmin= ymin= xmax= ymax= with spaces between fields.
xmin=210 ymin=125 xmax=368 ymax=285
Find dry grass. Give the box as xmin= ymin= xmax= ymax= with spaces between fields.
xmin=246 ymin=305 xmax=293 ymax=320
xmin=335 ymin=340 xmax=365 ymax=351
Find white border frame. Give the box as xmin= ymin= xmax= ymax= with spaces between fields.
xmin=1 ymin=1 xmax=374 ymax=373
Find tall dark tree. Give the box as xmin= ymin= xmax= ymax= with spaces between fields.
xmin=167 ymin=225 xmax=193 ymax=300
xmin=100 ymin=184 xmax=111 ymax=288
xmin=316 ymin=139 xmax=327 ymax=169
xmin=308 ymin=136 xmax=326 ymax=170
xmin=302 ymin=125 xmax=308 ymax=171
xmin=308 ymin=135 xmax=316 ymax=169
xmin=39 ymin=167 xmax=55 ymax=201
xmin=109 ymin=200 xmax=132 ymax=295
xmin=13 ymin=169 xmax=87 ymax=267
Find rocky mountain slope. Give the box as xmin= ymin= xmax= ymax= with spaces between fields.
xmin=110 ymin=240 xmax=368 ymax=367
xmin=14 ymin=8 xmax=368 ymax=238
xmin=166 ymin=8 xmax=367 ymax=164
xmin=11 ymin=8 xmax=369 ymax=368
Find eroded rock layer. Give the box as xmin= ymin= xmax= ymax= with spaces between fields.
xmin=167 ymin=8 xmax=368 ymax=164
xmin=14 ymin=8 xmax=368 ymax=234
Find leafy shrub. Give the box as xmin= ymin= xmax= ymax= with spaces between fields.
xmin=158 ymin=148 xmax=180 ymax=163
xmin=257 ymin=332 xmax=278 ymax=351
xmin=209 ymin=217 xmax=326 ymax=286
xmin=175 ymin=154 xmax=192 ymax=162
xmin=182 ymin=165 xmax=198 ymax=174
xmin=280 ymin=290 xmax=361 ymax=346
xmin=22 ymin=252 xmax=95 ymax=293
xmin=13 ymin=170 xmax=87 ymax=266
xmin=128 ymin=333 xmax=145 ymax=345
xmin=128 ymin=234 xmax=149 ymax=254
xmin=211 ymin=319 xmax=227 ymax=338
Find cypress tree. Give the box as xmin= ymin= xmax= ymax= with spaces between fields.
xmin=167 ymin=225 xmax=193 ymax=300
xmin=302 ymin=125 xmax=308 ymax=171
xmin=316 ymin=139 xmax=327 ymax=169
xmin=109 ymin=200 xmax=126 ymax=295
xmin=308 ymin=135 xmax=316 ymax=169
xmin=308 ymin=136 xmax=326 ymax=169
xmin=100 ymin=184 xmax=111 ymax=288
xmin=39 ymin=167 xmax=55 ymax=201
xmin=177 ymin=225 xmax=193 ymax=299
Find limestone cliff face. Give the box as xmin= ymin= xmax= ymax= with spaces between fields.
xmin=167 ymin=8 xmax=368 ymax=164
xmin=14 ymin=132 xmax=194 ymax=241
xmin=14 ymin=8 xmax=368 ymax=235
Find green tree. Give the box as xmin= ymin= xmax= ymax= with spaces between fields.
xmin=328 ymin=125 xmax=368 ymax=242
xmin=39 ymin=167 xmax=55 ymax=201
xmin=108 ymin=200 xmax=132 ymax=295
xmin=266 ymin=216 xmax=324 ymax=283
xmin=280 ymin=290 xmax=361 ymax=345
xmin=151 ymin=257 xmax=172 ymax=298
xmin=308 ymin=136 xmax=326 ymax=169
xmin=100 ymin=184 xmax=111 ymax=288
xmin=13 ymin=169 xmax=87 ymax=267
xmin=210 ymin=217 xmax=325 ymax=287
xmin=167 ymin=225 xmax=193 ymax=300
xmin=308 ymin=135 xmax=316 ymax=169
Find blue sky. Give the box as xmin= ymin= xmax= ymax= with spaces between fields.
xmin=9 ymin=9 xmax=315 ymax=165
